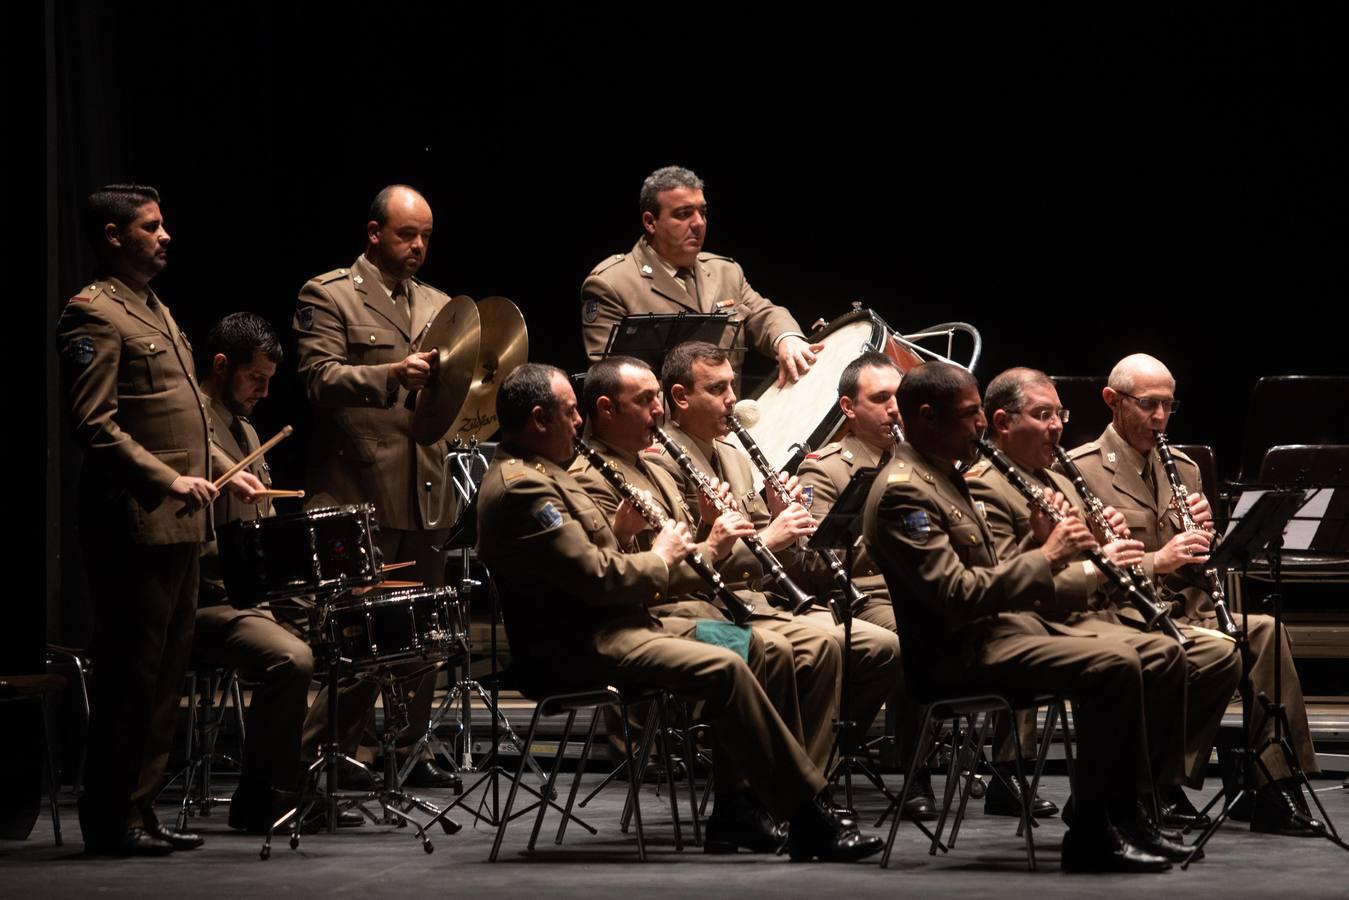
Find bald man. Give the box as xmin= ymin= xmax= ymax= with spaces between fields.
xmin=1066 ymin=353 xmax=1322 ymax=837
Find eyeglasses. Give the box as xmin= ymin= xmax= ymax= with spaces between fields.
xmin=1118 ymin=392 xmax=1180 ymax=415
xmin=1016 ymin=407 xmax=1070 ymax=424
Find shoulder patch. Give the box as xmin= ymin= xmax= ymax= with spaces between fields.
xmin=963 ymin=459 xmax=993 ymax=479
xmin=582 ymin=297 xmax=600 ymax=323
xmin=62 ymin=336 xmax=96 ymax=368
xmin=296 ymin=304 xmax=314 ymax=330
xmin=589 ymin=254 xmax=628 ymax=277
xmin=533 ymin=501 xmax=564 ymax=532
xmin=1066 ymin=441 xmax=1099 ymax=460
xmin=800 ymin=485 xmax=814 ymax=509
xmin=899 ymin=509 xmax=931 ymax=542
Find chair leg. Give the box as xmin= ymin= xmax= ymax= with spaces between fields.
xmin=881 ymin=708 xmax=937 ymax=868
xmin=40 ymin=694 xmax=62 ymax=847
xmin=1060 ymin=701 xmax=1076 ymax=797
xmin=950 ymin=711 xmax=994 ymax=847
xmin=930 ymin=715 xmax=965 ymax=854
xmin=618 ymin=696 xmax=647 ymax=862
xmin=1003 ymin=702 xmax=1036 ymax=872
xmin=653 ymin=693 xmax=684 ymax=851
xmin=490 ymin=705 xmax=543 ymax=861
xmin=528 ymin=709 xmax=576 ymax=851
xmin=620 ymin=700 xmax=662 ymax=834
xmin=555 ymin=705 xmax=603 ymax=846
xmin=677 ymin=702 xmax=702 ymax=846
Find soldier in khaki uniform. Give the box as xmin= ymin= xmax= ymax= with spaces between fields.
xmin=190 ymin=313 xmax=320 ymax=834
xmin=863 ymin=361 xmax=1189 ymax=872
xmin=1067 ymin=353 xmax=1322 ymax=836
xmin=476 ymin=362 xmax=882 ymax=862
xmin=580 ymin=165 xmax=820 ymax=386
xmin=293 ymin=184 xmax=457 ymax=787
xmin=647 ymin=342 xmax=901 ymax=778
xmin=966 ymin=367 xmax=1239 ymax=828
xmin=58 ymin=185 xmax=261 ymax=855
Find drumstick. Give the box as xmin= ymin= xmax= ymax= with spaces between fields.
xmin=380 ymin=561 xmax=416 ymax=573
xmin=254 ymin=489 xmax=305 ymax=499
xmin=213 ymin=425 xmax=294 ymax=488
xmin=379 ymin=580 xmax=423 ymax=589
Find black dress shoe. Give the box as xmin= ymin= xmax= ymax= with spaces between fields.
xmin=402 ymin=759 xmax=460 ymax=789
xmin=1118 ymin=811 xmax=1201 ymax=863
xmin=1250 ymin=780 xmax=1324 ymax=837
xmin=786 ymin=795 xmax=884 ymax=863
xmin=704 ymin=793 xmax=787 ymax=854
xmin=145 ymin=821 xmax=205 ymax=851
xmin=1157 ymin=785 xmax=1211 ymax=830
xmin=84 ymin=826 xmax=176 ymax=857
xmin=901 ymin=769 xmax=938 ymax=822
xmin=984 ymin=768 xmax=1058 ymax=818
xmin=330 ymin=764 xmax=381 ymax=792
xmin=1061 ymin=826 xmax=1172 ymax=873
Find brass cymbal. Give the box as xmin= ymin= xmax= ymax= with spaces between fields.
xmin=412 ymin=295 xmax=481 ymax=446
xmin=448 ymin=296 xmax=529 ymax=443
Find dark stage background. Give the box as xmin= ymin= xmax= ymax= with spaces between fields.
xmin=45 ymin=3 xmax=1347 ymax=646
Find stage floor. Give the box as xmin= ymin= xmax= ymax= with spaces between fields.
xmin=4 ymin=775 xmax=1347 ymax=897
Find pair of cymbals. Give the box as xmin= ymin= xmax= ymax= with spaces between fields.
xmin=412 ymin=296 xmax=528 ymax=446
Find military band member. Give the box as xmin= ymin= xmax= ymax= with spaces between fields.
xmin=192 ymin=313 xmax=319 ymax=834
xmin=581 ymin=165 xmax=821 ymax=386
xmin=476 ymin=363 xmax=883 ymax=861
xmin=647 ymin=342 xmax=902 ymax=776
xmin=59 ymin=185 xmax=258 ymax=855
xmin=966 ymin=367 xmax=1240 ymax=828
xmin=863 ymin=361 xmax=1189 ymax=872
xmin=1067 ymin=353 xmax=1323 ymax=836
xmin=293 ymin=184 xmax=457 ymax=788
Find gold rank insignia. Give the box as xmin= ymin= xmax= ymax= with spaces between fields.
xmin=889 ymin=470 xmax=911 ymax=484
xmin=1107 ymin=452 xmax=1117 ymax=463
xmin=950 ymin=507 xmax=963 ymax=520
xmin=641 ymin=264 xmax=653 ymax=275
xmin=353 ymin=274 xmax=364 ymax=285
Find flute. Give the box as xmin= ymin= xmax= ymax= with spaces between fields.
xmin=1155 ymin=433 xmax=1239 ymax=638
xmin=728 ymin=401 xmax=863 ymax=620
xmin=573 ymin=437 xmax=753 ymax=625
xmin=653 ymin=426 xmax=816 ymax=615
xmin=978 ymin=436 xmax=1191 ymax=646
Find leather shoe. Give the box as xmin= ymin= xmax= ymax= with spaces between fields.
xmin=787 ymin=795 xmax=884 ymax=863
xmin=704 ymin=792 xmax=787 ymax=854
xmin=301 ymin=805 xmax=366 ymax=833
xmin=145 ymin=820 xmax=204 ymax=851
xmin=984 ymin=767 xmax=1058 ymax=818
xmin=402 ymin=759 xmax=460 ymax=789
xmin=84 ymin=826 xmax=175 ymax=857
xmin=1157 ymin=785 xmax=1210 ymax=830
xmin=1061 ymin=825 xmax=1172 ymax=873
xmin=329 ymin=763 xmax=380 ymax=792
xmin=1251 ymin=780 xmax=1324 ymax=837
xmin=1118 ymin=809 xmax=1201 ymax=863
xmin=901 ymin=769 xmax=938 ymax=822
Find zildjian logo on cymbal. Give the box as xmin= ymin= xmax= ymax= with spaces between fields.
xmin=459 ymin=412 xmax=496 ymax=431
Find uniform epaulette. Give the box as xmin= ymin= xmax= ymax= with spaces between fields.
xmin=589 ymin=253 xmax=628 ymax=277
xmin=500 ymin=457 xmax=528 ymax=484
xmin=315 ymin=268 xmax=352 ymax=285
xmin=70 ymin=283 xmax=105 ymax=304
xmin=806 ymin=443 xmax=844 ymax=461
xmin=1066 ymin=441 xmax=1099 ymax=461
xmin=642 ymin=444 xmax=666 ymax=455
xmin=697 ymin=251 xmax=735 ymax=264
xmin=962 ymin=459 xmax=993 ymax=479
xmin=566 ymin=455 xmax=589 ymax=475
xmin=1169 ymin=445 xmax=1196 ymax=466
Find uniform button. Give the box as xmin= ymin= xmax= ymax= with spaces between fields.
xmin=149 ymin=342 xmax=156 ymax=350
xmin=654 ymin=592 xmax=662 ymax=601
xmin=369 ymin=334 xmax=377 ymax=343
xmin=742 ymin=571 xmax=751 ymax=580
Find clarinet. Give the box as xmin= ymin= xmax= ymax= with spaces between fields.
xmin=653 ymin=426 xmax=817 ymax=615
xmin=1155 ymin=433 xmax=1240 ymax=638
xmin=977 ymin=436 xmax=1191 ymax=646
xmin=726 ymin=405 xmax=865 ymax=620
xmin=573 ymin=437 xmax=754 ymax=625
xmin=890 ymin=422 xmax=905 ymax=445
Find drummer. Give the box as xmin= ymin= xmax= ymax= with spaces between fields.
xmin=580 ymin=165 xmax=822 ymax=386
xmin=192 ymin=312 xmax=326 ymax=833
xmin=292 ymin=184 xmax=459 ymax=789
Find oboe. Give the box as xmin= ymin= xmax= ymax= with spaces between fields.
xmin=978 ymin=436 xmax=1190 ymax=646
xmin=653 ymin=426 xmax=816 ymax=615
xmin=1155 ymin=432 xmax=1239 ymax=638
xmin=573 ymin=437 xmax=754 ymax=625
xmin=729 ymin=401 xmax=863 ymax=619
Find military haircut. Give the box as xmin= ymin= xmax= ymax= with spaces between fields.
xmin=640 ymin=165 xmax=704 ymax=217
xmin=838 ymin=351 xmax=901 ymax=401
xmin=660 ymin=340 xmax=728 ymax=397
xmin=368 ymin=183 xmax=425 ymax=227
xmin=498 ymin=362 xmax=567 ymax=435
xmin=582 ymin=355 xmax=651 ymax=420
xmin=897 ymin=361 xmax=978 ymax=422
xmin=203 ymin=311 xmax=284 ymax=375
xmin=983 ymin=367 xmax=1053 ymax=421
xmin=86 ymin=183 xmax=161 ymax=249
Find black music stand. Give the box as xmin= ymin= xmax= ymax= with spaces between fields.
xmin=808 ymin=466 xmax=894 ymax=810
xmin=602 ymin=312 xmax=742 ymax=371
xmin=1183 ymin=488 xmax=1348 ymax=866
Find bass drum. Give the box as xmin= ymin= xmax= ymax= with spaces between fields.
xmin=730 ymin=308 xmax=922 ymax=483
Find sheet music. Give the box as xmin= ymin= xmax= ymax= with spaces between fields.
xmin=1226 ymin=488 xmax=1331 ymax=551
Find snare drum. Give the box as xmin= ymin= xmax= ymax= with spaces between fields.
xmin=219 ymin=504 xmax=381 ymax=608
xmin=321 ymin=587 xmax=463 ymax=670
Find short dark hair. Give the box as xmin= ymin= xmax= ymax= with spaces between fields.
xmin=838 ymin=351 xmax=900 ymax=401
xmin=202 ymin=312 xmax=283 ymax=377
xmin=640 ymin=166 xmax=704 ymax=217
xmin=897 ymin=361 xmax=978 ymax=422
xmin=660 ymin=340 xmax=727 ymax=397
xmin=983 ymin=367 xmax=1053 ymax=421
xmin=498 ymin=363 xmax=566 ymax=435
xmin=368 ymin=184 xmax=423 ymax=227
xmin=582 ymin=355 xmax=650 ymax=420
xmin=86 ymin=184 xmax=160 ymax=250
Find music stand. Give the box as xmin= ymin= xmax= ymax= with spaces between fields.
xmin=1183 ymin=488 xmax=1348 ymax=866
xmin=603 ymin=312 xmax=742 ymax=370
xmin=808 ymin=465 xmax=893 ymax=810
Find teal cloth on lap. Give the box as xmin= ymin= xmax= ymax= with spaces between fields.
xmin=693 ymin=620 xmax=751 ymax=661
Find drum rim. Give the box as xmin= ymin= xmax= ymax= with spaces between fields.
xmin=328 ymin=585 xmax=458 ymax=610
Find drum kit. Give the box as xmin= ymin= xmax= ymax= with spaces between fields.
xmin=215 ymin=295 xmax=530 ymax=859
